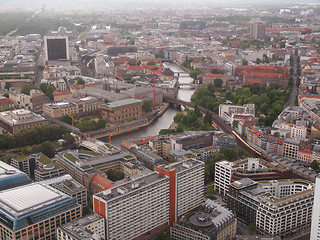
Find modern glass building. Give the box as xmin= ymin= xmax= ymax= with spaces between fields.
xmin=0 ymin=183 xmax=82 ymax=240
xmin=0 ymin=161 xmax=30 ymax=191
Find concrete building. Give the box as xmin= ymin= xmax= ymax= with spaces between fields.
xmin=57 ymin=213 xmax=105 ymax=240
xmin=311 ymin=176 xmax=320 ymax=240
xmin=93 ymin=159 xmax=204 ymax=240
xmin=171 ymin=131 xmax=215 ymax=151
xmin=11 ymin=153 xmax=64 ymax=181
xmin=283 ymin=138 xmax=301 ymax=159
xmin=219 ymin=104 xmax=255 ymax=124
xmin=249 ymin=19 xmax=266 ymax=40
xmin=9 ymin=92 xmax=32 ymax=110
xmin=52 ymin=179 xmax=87 ymax=207
xmin=0 ymin=183 xmax=81 ymax=240
xmin=170 ymin=199 xmax=237 ymax=240
xmin=0 ymin=98 xmax=14 ymax=111
xmin=100 ymin=98 xmax=142 ymax=123
xmin=202 ymin=74 xmax=227 ymax=87
xmin=43 ymin=97 xmax=104 ymax=119
xmin=0 ymin=109 xmax=48 ymax=134
xmin=227 ymin=178 xmax=314 ymax=239
xmin=0 ymin=161 xmax=31 ymax=191
xmin=121 ymin=86 xmax=163 ymax=106
xmin=44 ymin=35 xmax=70 ymax=62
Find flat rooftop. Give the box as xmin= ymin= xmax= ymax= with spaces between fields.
xmin=0 ymin=183 xmax=70 ymax=217
xmin=103 ymin=98 xmax=142 ymax=109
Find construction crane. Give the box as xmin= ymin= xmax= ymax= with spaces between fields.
xmin=65 ymin=112 xmax=75 ymax=135
xmin=112 ymin=73 xmax=125 ymax=93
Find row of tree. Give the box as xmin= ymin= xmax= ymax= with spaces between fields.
xmin=0 ymin=125 xmax=66 ymax=150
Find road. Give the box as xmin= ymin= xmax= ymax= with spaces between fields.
xmin=286 ymin=53 xmax=299 ymax=107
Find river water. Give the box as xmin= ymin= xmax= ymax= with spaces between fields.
xmin=110 ymin=63 xmax=195 ymax=147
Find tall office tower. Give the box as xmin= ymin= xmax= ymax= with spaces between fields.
xmin=311 ymin=175 xmax=320 ymax=240
xmin=249 ymin=19 xmax=266 ymax=41
xmin=93 ymin=159 xmax=204 ymax=240
xmin=0 ymin=183 xmax=81 ymax=240
xmin=44 ymin=35 xmax=69 ymax=62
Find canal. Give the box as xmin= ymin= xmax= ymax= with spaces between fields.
xmin=110 ymin=63 xmax=195 ymax=147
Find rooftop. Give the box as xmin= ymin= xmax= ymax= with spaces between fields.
xmin=103 ymin=98 xmax=142 ymax=109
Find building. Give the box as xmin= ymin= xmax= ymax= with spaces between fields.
xmin=53 ymin=90 xmax=73 ymax=102
xmin=283 ymin=138 xmax=301 ymax=159
xmin=235 ymin=66 xmax=289 ymax=88
xmin=0 ymin=98 xmax=14 ymax=111
xmin=120 ymin=86 xmax=163 ymax=106
xmin=0 ymin=183 xmax=81 ymax=240
xmin=227 ymin=178 xmax=314 ymax=239
xmin=44 ymin=35 xmax=69 ymax=61
xmin=100 ymin=98 xmax=142 ymax=123
xmin=57 ymin=213 xmax=105 ymax=240
xmin=43 ymin=97 xmax=104 ymax=119
xmin=0 ymin=161 xmax=31 ymax=191
xmin=202 ymin=74 xmax=227 ymax=87
xmin=311 ymin=176 xmax=320 ymax=240
xmin=249 ymin=19 xmax=266 ymax=40
xmin=215 ymin=158 xmax=295 ymax=197
xmin=93 ymin=159 xmax=204 ymax=240
xmin=52 ymin=179 xmax=87 ymax=207
xmin=0 ymin=109 xmax=48 ymax=134
xmin=219 ymin=104 xmax=255 ymax=124
xmin=170 ymin=199 xmax=237 ymax=240
xmin=9 ymin=92 xmax=32 ymax=110
xmin=93 ymin=172 xmax=170 ymax=240
xmin=171 ymin=131 xmax=215 ymax=151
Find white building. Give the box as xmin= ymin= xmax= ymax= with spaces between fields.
xmin=57 ymin=213 xmax=105 ymax=240
xmin=290 ymin=124 xmax=307 ymax=138
xmin=214 ymin=160 xmax=234 ymax=197
xmin=311 ymin=176 xmax=320 ymax=240
xmin=219 ymin=104 xmax=255 ymax=124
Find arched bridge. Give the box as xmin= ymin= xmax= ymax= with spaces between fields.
xmin=163 ymin=96 xmax=262 ymax=158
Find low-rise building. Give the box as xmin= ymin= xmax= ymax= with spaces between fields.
xmin=57 ymin=213 xmax=105 ymax=240
xmin=170 ymin=199 xmax=237 ymax=240
xmin=43 ymin=97 xmax=104 ymax=119
xmin=219 ymin=104 xmax=255 ymax=124
xmin=100 ymin=98 xmax=142 ymax=123
xmin=0 ymin=161 xmax=31 ymax=191
xmin=227 ymin=178 xmax=314 ymax=239
xmin=0 ymin=109 xmax=47 ymax=134
xmin=121 ymin=86 xmax=163 ymax=106
xmin=0 ymin=98 xmax=14 ymax=111
xmin=202 ymin=73 xmax=227 ymax=87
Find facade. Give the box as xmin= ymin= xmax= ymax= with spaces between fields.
xmin=9 ymin=92 xmax=32 ymax=110
xmin=0 ymin=109 xmax=48 ymax=134
xmin=250 ymin=20 xmax=266 ymax=40
xmin=11 ymin=153 xmax=64 ymax=181
xmin=44 ymin=35 xmax=70 ymax=61
xmin=171 ymin=131 xmax=215 ymax=151
xmin=202 ymin=74 xmax=227 ymax=87
xmin=283 ymin=138 xmax=300 ymax=159
xmin=93 ymin=159 xmax=204 ymax=240
xmin=311 ymin=176 xmax=320 ymax=240
xmin=170 ymin=199 xmax=237 ymax=240
xmin=57 ymin=213 xmax=105 ymax=240
xmin=94 ymin=172 xmax=170 ymax=240
xmin=0 ymin=183 xmax=81 ymax=240
xmin=43 ymin=97 xmax=104 ymax=119
xmin=227 ymin=178 xmax=314 ymax=239
xmin=0 ymin=98 xmax=14 ymax=111
xmin=100 ymin=98 xmax=142 ymax=123
xmin=52 ymin=179 xmax=87 ymax=207
xmin=219 ymin=104 xmax=255 ymax=124
xmin=53 ymin=90 xmax=73 ymax=102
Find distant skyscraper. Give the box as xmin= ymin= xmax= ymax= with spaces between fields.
xmin=249 ymin=19 xmax=266 ymax=41
xmin=44 ymin=35 xmax=69 ymax=62
xmin=311 ymin=176 xmax=320 ymax=240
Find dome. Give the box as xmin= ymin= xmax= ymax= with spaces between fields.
xmin=58 ymin=27 xmax=67 ymax=34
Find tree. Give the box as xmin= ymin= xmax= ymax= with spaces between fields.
xmin=21 ymin=84 xmax=38 ymax=95
xmin=5 ymin=82 xmax=10 ymax=90
xmin=77 ymin=77 xmax=85 ymax=85
xmin=63 ymin=114 xmax=73 ymax=125
xmin=310 ymin=160 xmax=319 ymax=171
xmin=142 ymin=100 xmax=152 ymax=112
xmin=174 ymin=112 xmax=184 ymax=123
xmin=147 ymin=61 xmax=156 ymax=65
xmin=176 ymin=125 xmax=184 ymax=133
xmin=63 ymin=133 xmax=75 ymax=146
xmin=156 ymin=231 xmax=172 ymax=240
xmin=3 ymin=93 xmax=9 ymax=98
xmin=214 ymin=78 xmax=223 ymax=88
xmin=248 ymin=223 xmax=256 ymax=234
xmin=242 ymin=59 xmax=248 ymax=65
xmin=190 ymin=69 xmax=201 ymax=80
xmin=106 ymin=169 xmax=125 ymax=182
xmin=232 ymin=120 xmax=239 ymax=129
xmin=256 ymin=58 xmax=261 ymax=64
xmin=205 ymin=188 xmax=217 ymax=200
xmin=210 ymin=69 xmax=223 ymax=74
xmin=40 ymin=141 xmax=55 ymax=158
xmin=204 ymin=110 xmax=212 ymax=124
xmin=97 ymin=119 xmax=107 ymax=129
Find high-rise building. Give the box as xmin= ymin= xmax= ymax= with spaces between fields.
xmin=93 ymin=159 xmax=204 ymax=240
xmin=44 ymin=35 xmax=69 ymax=62
xmin=249 ymin=19 xmax=266 ymax=40
xmin=0 ymin=183 xmax=81 ymax=240
xmin=311 ymin=175 xmax=320 ymax=240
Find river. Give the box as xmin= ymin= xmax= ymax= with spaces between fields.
xmin=110 ymin=63 xmax=195 ymax=147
